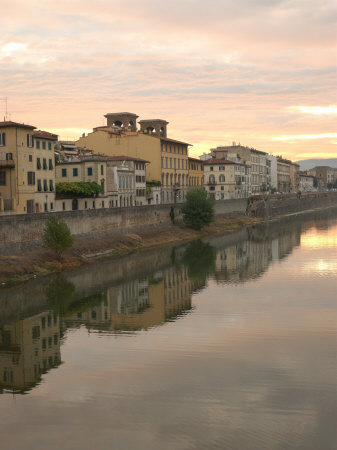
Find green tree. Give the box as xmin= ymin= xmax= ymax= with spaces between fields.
xmin=43 ymin=216 xmax=74 ymax=260
xmin=181 ymin=187 xmax=215 ymax=230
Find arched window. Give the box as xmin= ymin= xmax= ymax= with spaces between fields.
xmin=209 ymin=175 xmax=215 ymax=184
xmin=219 ymin=174 xmax=225 ymax=182
xmin=170 ymin=174 xmax=173 ymax=186
xmin=182 ymin=174 xmax=185 ymax=186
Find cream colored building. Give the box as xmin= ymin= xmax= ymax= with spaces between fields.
xmin=55 ymin=154 xmax=108 ymax=211
xmin=0 ymin=121 xmax=37 ymax=214
xmin=203 ymin=158 xmax=249 ymax=200
xmin=107 ymin=155 xmax=148 ymax=207
xmin=277 ymin=158 xmax=291 ymax=192
xmin=33 ymin=130 xmax=58 ymax=212
xmin=76 ymin=112 xmax=191 ymax=204
xmin=299 ymin=173 xmax=314 ymax=192
xmin=211 ymin=145 xmax=268 ymax=194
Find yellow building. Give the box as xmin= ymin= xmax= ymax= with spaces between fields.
xmin=0 ymin=121 xmax=36 ymax=214
xmin=76 ymin=113 xmax=191 ymax=204
xmin=33 ymin=130 xmax=58 ymax=212
xmin=0 ymin=310 xmax=61 ymax=393
xmin=188 ymin=157 xmax=203 ymax=187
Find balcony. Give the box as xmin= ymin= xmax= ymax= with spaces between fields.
xmin=0 ymin=158 xmax=15 ymax=168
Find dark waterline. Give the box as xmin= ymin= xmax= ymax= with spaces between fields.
xmin=1 ymin=210 xmax=337 ymax=450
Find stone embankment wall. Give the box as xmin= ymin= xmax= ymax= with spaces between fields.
xmin=247 ymin=192 xmax=337 ymax=218
xmin=0 ymin=199 xmax=247 ymax=247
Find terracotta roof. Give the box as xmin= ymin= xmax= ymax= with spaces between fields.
xmin=159 ymin=136 xmax=192 ymax=146
xmin=33 ymin=130 xmax=58 ymax=140
xmin=107 ymin=155 xmax=149 ymax=163
xmin=203 ymin=158 xmax=238 ymax=165
xmin=0 ymin=120 xmax=36 ymax=130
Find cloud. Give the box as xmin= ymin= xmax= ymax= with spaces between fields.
xmin=288 ymin=105 xmax=337 ymax=115
xmin=273 ymin=133 xmax=337 ymax=141
xmin=0 ymin=0 xmax=336 ymax=160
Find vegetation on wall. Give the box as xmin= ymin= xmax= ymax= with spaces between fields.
xmin=56 ymin=182 xmax=102 ymax=198
xmin=146 ymin=180 xmax=161 ymax=195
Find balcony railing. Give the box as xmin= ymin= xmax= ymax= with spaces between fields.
xmin=0 ymin=158 xmax=15 ymax=168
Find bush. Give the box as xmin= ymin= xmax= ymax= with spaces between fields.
xmin=181 ymin=187 xmax=215 ymax=230
xmin=43 ymin=216 xmax=74 ymax=260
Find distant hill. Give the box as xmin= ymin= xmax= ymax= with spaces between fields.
xmin=295 ymin=158 xmax=337 ymax=171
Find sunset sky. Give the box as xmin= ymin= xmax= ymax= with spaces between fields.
xmin=1 ymin=0 xmax=336 ymax=160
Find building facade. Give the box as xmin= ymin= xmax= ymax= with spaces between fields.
xmin=277 ymin=158 xmax=291 ymax=192
xmin=33 ymin=130 xmax=58 ymax=212
xmin=76 ymin=113 xmax=191 ymax=204
xmin=203 ymin=158 xmax=249 ymax=200
xmin=188 ymin=157 xmax=203 ymax=187
xmin=0 ymin=121 xmax=36 ymax=214
xmin=55 ymin=155 xmax=108 ymax=211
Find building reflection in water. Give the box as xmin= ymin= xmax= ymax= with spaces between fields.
xmin=1 ymin=210 xmax=331 ymax=395
xmin=65 ymin=264 xmax=199 ymax=333
xmin=214 ymin=225 xmax=301 ymax=284
xmin=0 ymin=310 xmax=61 ymax=394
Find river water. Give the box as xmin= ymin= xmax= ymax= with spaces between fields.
xmin=0 ymin=210 xmax=336 ymax=450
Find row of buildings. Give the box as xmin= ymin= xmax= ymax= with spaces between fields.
xmin=0 ymin=112 xmax=333 ymax=214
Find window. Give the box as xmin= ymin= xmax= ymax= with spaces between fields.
xmin=62 ymin=168 xmax=67 ymax=177
xmin=32 ymin=326 xmax=40 ymax=339
xmin=37 ymin=179 xmax=42 ymax=191
xmin=36 ymin=140 xmax=40 ymax=149
xmin=219 ymin=175 xmax=225 ymax=182
xmin=27 ymin=171 xmax=35 ymax=185
xmin=0 ymin=132 xmax=6 ymax=146
xmin=219 ymin=166 xmax=225 ymax=171
xmin=101 ymin=165 xmax=104 ymax=175
xmin=87 ymin=167 xmax=93 ymax=176
xmin=84 ymin=201 xmax=87 ymax=209
xmin=42 ymin=141 xmax=46 ymax=150
xmin=6 ymin=153 xmax=13 ymax=160
xmin=0 ymin=171 xmax=6 ymax=185
xmin=29 ymin=154 xmax=33 ymax=162
xmin=43 ymin=158 xmax=47 ymax=170
xmin=62 ymin=202 xmax=66 ymax=211
xmin=27 ymin=134 xmax=34 ymax=147
xmin=49 ymin=180 xmax=54 ymax=191
xmin=49 ymin=159 xmax=53 ymax=170
xmin=73 ymin=168 xmax=78 ymax=177
xmin=43 ymin=179 xmax=48 ymax=191
xmin=210 ymin=167 xmax=213 ymax=171
xmin=37 ymin=158 xmax=41 ymax=170
xmin=48 ymin=142 xmax=52 ymax=150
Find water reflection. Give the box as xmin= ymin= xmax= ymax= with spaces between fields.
xmin=0 ymin=310 xmax=61 ymax=394
xmin=0 ymin=209 xmax=336 ymax=397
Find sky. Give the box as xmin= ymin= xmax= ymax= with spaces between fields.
xmin=1 ymin=0 xmax=336 ymax=160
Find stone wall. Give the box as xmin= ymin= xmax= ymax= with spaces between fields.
xmin=248 ymin=192 xmax=337 ymax=218
xmin=0 ymin=199 xmax=247 ymax=249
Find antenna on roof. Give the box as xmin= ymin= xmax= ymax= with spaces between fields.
xmin=1 ymin=97 xmax=8 ymax=120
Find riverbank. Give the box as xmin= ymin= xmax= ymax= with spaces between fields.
xmin=0 ymin=215 xmax=260 ymax=286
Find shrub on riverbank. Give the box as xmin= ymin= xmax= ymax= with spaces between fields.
xmin=181 ymin=187 xmax=215 ymax=230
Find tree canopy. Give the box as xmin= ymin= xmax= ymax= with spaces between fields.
xmin=43 ymin=216 xmax=74 ymax=260
xmin=181 ymin=187 xmax=215 ymax=230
